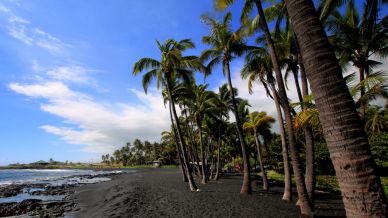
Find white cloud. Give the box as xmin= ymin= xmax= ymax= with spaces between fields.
xmin=8 ymin=14 xmax=29 ymax=24
xmin=1 ymin=5 xmax=69 ymax=54
xmin=9 ymin=81 xmax=170 ymax=153
xmin=0 ymin=3 xmax=10 ymax=13
xmin=46 ymin=65 xmax=96 ymax=85
xmin=8 ymin=24 xmax=33 ymax=45
xmin=33 ymin=28 xmax=71 ymax=53
xmin=9 ymin=82 xmax=76 ymax=99
xmin=28 ymin=61 xmax=98 ymax=86
xmin=215 ymin=62 xmax=300 ymax=132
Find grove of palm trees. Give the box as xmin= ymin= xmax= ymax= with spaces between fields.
xmin=126 ymin=0 xmax=388 ymax=217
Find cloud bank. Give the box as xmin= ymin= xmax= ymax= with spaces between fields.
xmin=9 ymin=80 xmax=170 ymax=153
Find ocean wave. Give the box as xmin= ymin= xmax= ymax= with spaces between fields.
xmin=0 ymin=169 xmax=121 ymax=187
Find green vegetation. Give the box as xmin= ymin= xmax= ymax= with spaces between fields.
xmin=265 ymin=170 xmax=388 ymax=194
xmin=101 ymin=139 xmax=178 ymax=167
xmin=381 ymin=177 xmax=388 ymax=194
xmin=126 ymin=0 xmax=388 ymax=216
xmin=2 ymin=162 xmax=105 ymax=169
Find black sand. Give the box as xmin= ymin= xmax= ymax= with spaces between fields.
xmin=69 ymin=168 xmax=303 ymax=218
xmin=0 ymin=168 xmax=346 ymax=217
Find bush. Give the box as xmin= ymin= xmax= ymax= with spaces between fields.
xmin=316 ymin=175 xmax=340 ymax=192
xmin=369 ymin=133 xmax=388 ymax=175
xmin=381 ymin=177 xmax=388 ymax=194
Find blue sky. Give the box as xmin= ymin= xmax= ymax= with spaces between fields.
xmin=0 ymin=0 xmax=244 ymax=165
xmin=0 ymin=1 xmax=386 ymax=165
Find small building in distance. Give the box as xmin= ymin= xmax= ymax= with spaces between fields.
xmin=152 ymin=160 xmax=162 ymax=168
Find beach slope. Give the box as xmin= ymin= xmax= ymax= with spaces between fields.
xmin=70 ymin=168 xmax=299 ymax=218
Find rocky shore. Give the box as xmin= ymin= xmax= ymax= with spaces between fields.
xmin=0 ymin=172 xmax=121 ymax=217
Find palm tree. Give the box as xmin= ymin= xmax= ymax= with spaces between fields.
xmin=347 ymin=70 xmax=388 ymax=119
xmin=213 ymin=118 xmax=228 ymax=181
xmin=272 ymin=29 xmax=317 ymax=203
xmin=293 ymin=99 xmax=321 ymax=133
xmin=215 ymin=1 xmax=313 ymax=214
xmin=243 ymin=111 xmax=275 ymax=190
xmin=241 ymin=46 xmax=293 ymax=202
xmin=133 ymin=38 xmax=201 ymax=191
xmin=327 ymin=0 xmax=388 ymax=118
xmin=169 ymin=103 xmax=188 ymax=182
xmin=284 ymin=0 xmax=387 ymax=217
xmin=212 ymin=84 xmax=232 ymax=181
xmin=365 ymin=106 xmax=388 ymax=134
xmin=165 ymin=79 xmax=202 ymax=177
xmin=263 ymin=3 xmax=318 ymax=203
xmin=200 ymin=12 xmax=252 ymax=194
xmin=162 ymin=79 xmax=192 ymax=182
xmin=183 ymin=84 xmax=218 ymax=184
xmin=174 ymin=84 xmax=203 ymax=176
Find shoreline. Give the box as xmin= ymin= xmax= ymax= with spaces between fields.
xmin=0 ymin=170 xmax=126 ymax=217
xmin=0 ymin=168 xmax=346 ymax=217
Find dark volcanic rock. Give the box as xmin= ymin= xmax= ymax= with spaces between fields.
xmin=0 ymin=199 xmax=42 ymax=216
xmin=31 ymin=184 xmax=76 ymax=196
xmin=0 ymin=172 xmax=118 ymax=217
xmin=0 ymin=184 xmax=24 ymax=198
xmin=30 ymin=201 xmax=76 ymax=217
xmin=0 ymin=199 xmax=76 ymax=217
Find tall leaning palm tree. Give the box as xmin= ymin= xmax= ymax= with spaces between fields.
xmin=132 ymin=38 xmax=201 ymax=191
xmin=241 ymin=46 xmax=293 ymax=201
xmin=284 ymin=0 xmax=388 ymax=217
xmin=215 ymin=1 xmax=313 ymax=214
xmin=243 ymin=111 xmax=275 ymax=191
xmin=200 ymin=12 xmax=252 ymax=194
xmin=162 ymin=78 xmax=193 ymax=182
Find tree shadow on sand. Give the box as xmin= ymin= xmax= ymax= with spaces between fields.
xmin=253 ymin=175 xmax=346 ymax=218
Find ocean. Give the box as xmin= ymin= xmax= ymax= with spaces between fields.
xmin=0 ymin=169 xmax=120 ymax=186
xmin=0 ymin=169 xmax=122 ymax=203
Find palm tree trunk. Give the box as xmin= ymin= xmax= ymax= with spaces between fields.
xmin=303 ymin=126 xmax=315 ymax=206
xmin=255 ymin=1 xmax=312 ymax=215
xmin=183 ymin=109 xmax=201 ymax=176
xmin=166 ymin=79 xmax=198 ymax=191
xmin=297 ymin=43 xmax=316 ymax=205
xmin=359 ymin=67 xmax=366 ymax=119
xmin=293 ymin=70 xmax=303 ymax=104
xmin=214 ymin=134 xmax=221 ymax=181
xmin=198 ymin=124 xmax=207 ymax=184
xmin=298 ymin=53 xmax=308 ymax=97
xmin=285 ymin=0 xmax=387 ymax=216
xmin=224 ymin=61 xmax=252 ymax=194
xmin=271 ymin=86 xmax=292 ymax=202
xmin=209 ymin=142 xmax=215 ymax=180
xmin=169 ymin=102 xmax=188 ymax=182
xmin=255 ymin=131 xmax=269 ymax=191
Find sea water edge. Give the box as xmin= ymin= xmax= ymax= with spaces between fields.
xmin=0 ymin=169 xmax=123 ymax=203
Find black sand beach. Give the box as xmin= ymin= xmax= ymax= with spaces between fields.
xmin=0 ymin=168 xmax=346 ymax=217
xmin=68 ymin=168 xmax=344 ymax=218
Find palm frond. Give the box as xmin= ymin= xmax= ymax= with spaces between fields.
xmin=133 ymin=58 xmax=161 ymax=75
xmin=214 ymin=0 xmax=235 ymax=11
xmin=142 ymin=69 xmax=159 ymax=93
